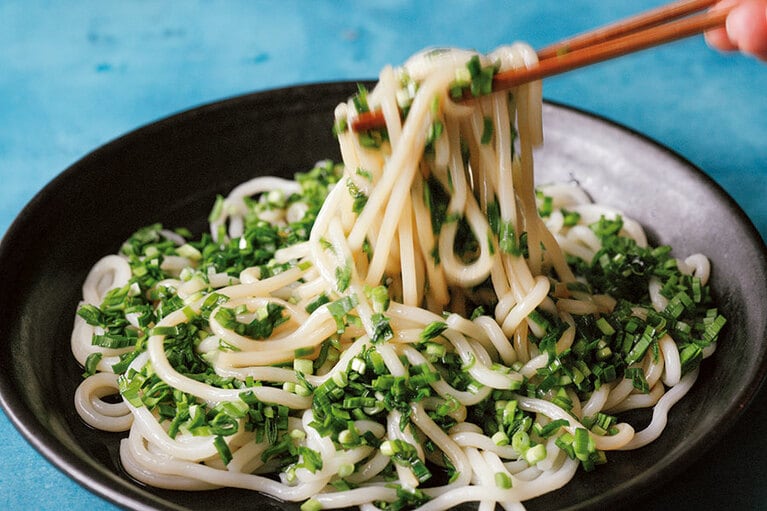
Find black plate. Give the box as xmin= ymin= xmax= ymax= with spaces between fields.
xmin=1 ymin=82 xmax=766 ymax=511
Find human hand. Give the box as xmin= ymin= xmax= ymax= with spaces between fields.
xmin=706 ymin=0 xmax=767 ymax=60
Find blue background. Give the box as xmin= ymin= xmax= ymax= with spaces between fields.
xmin=1 ymin=1 xmax=765 ymax=509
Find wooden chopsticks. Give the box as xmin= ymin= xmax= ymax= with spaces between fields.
xmin=352 ymin=0 xmax=730 ymax=132
xmin=536 ymin=0 xmax=719 ymax=60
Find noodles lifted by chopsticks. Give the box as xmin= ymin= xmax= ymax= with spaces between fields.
xmin=71 ymin=45 xmax=725 ymax=510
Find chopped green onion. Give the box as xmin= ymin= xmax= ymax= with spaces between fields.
xmin=424 ymin=342 xmax=446 ymax=360
xmin=419 ymin=321 xmax=448 ymax=343
xmin=176 ymin=243 xmax=202 ymax=261
xmin=573 ymin=428 xmax=593 ymax=461
xmin=366 ymin=285 xmax=390 ymax=313
xmin=702 ymin=313 xmax=726 ymax=345
xmin=625 ymin=367 xmax=650 ymax=393
xmin=561 ymin=208 xmax=581 ymax=227
xmin=335 ymin=262 xmax=352 ymax=292
xmin=337 ymin=463 xmax=355 ymax=478
xmin=305 ymin=293 xmax=330 ymax=314
xmin=213 ymin=436 xmax=232 ymax=465
xmin=294 ymin=358 xmax=314 ymax=376
xmin=538 ymin=419 xmax=569 ymax=438
xmin=295 ymin=384 xmax=312 ymax=397
xmin=356 ymin=167 xmax=372 ymax=181
xmin=332 ymin=370 xmax=348 ymax=388
xmin=679 ymin=343 xmax=703 ymax=374
xmin=495 ymin=471 xmax=512 ymax=489
xmin=481 ymin=117 xmax=494 ymax=144
xmin=625 ymin=326 xmax=656 ymax=366
xmin=82 ymin=352 xmax=102 ymax=378
xmin=294 ymin=346 xmax=314 ymax=358
xmin=525 ymin=443 xmax=546 ymax=465
xmin=298 ymin=446 xmax=323 ymax=473
xmin=367 ymin=349 xmax=387 ymax=374
xmin=596 ymin=317 xmax=615 ymax=336
xmin=499 ymin=221 xmax=520 ymax=255
xmin=426 ymin=120 xmax=444 ymax=146
xmin=352 ymin=83 xmax=370 ymax=113
xmin=346 ymin=180 xmax=368 ymax=215
xmin=327 ymin=295 xmax=358 ymax=333
xmin=492 ymin=431 xmax=509 ymax=446
xmin=332 ymin=117 xmax=348 ymax=137
xmin=380 ymin=439 xmax=431 ymax=482
xmin=511 ymin=430 xmax=530 ymax=454
xmin=370 ymin=313 xmax=393 ymax=344
xmin=351 ymin=357 xmax=366 ymax=375
xmin=300 ymin=498 xmax=323 ymax=511
xmin=537 ymin=191 xmax=554 ymax=217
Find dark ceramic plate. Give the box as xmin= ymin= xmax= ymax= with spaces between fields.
xmin=1 ymin=82 xmax=766 ymax=511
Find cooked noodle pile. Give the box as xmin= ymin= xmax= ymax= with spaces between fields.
xmin=72 ymin=46 xmax=725 ymax=510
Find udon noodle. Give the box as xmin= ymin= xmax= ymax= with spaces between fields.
xmin=72 ymin=46 xmax=725 ymax=510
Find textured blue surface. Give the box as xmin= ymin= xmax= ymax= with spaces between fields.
xmin=1 ymin=1 xmax=765 ymax=510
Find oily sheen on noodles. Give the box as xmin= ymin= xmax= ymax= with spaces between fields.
xmin=71 ymin=45 xmax=725 ymax=510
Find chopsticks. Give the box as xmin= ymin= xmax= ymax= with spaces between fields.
xmin=536 ymin=0 xmax=719 ymax=59
xmin=352 ymin=0 xmax=730 ymax=132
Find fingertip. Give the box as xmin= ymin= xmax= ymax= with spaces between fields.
xmin=705 ymin=26 xmax=739 ymax=51
xmin=726 ymin=1 xmax=767 ymax=59
xmin=706 ymin=0 xmax=741 ymax=52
